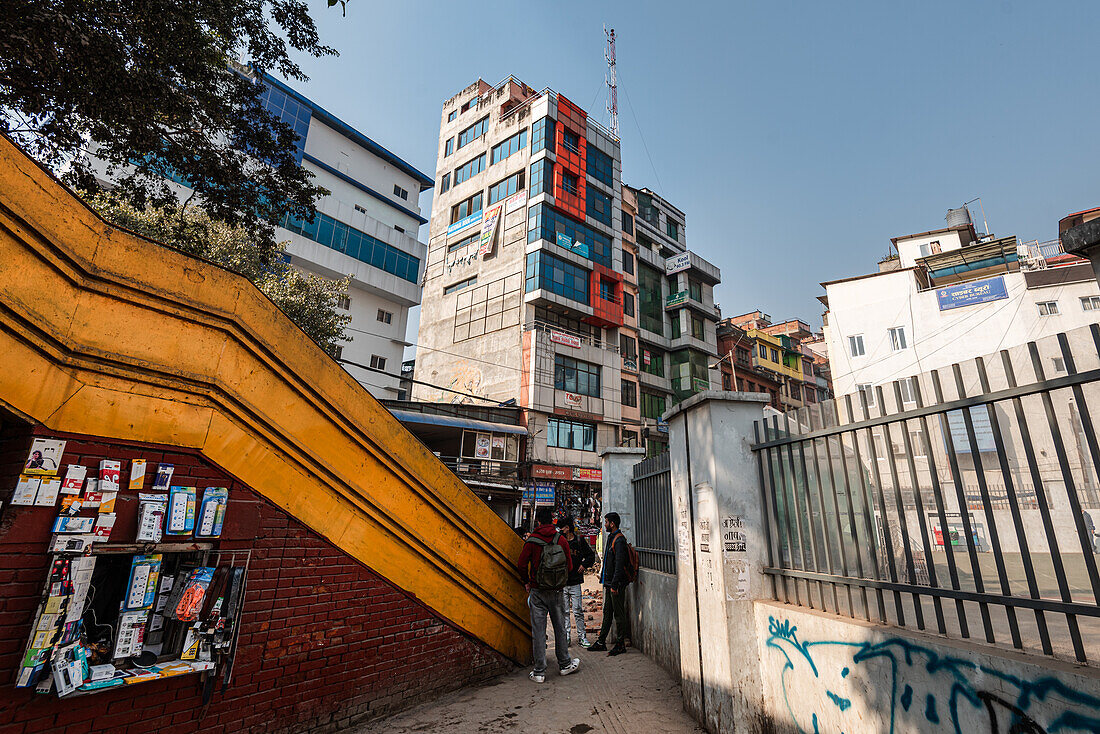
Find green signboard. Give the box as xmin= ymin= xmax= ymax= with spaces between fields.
xmin=666 ymin=290 xmax=688 ymax=308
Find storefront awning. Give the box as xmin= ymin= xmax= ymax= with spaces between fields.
xmin=388 ymin=410 xmax=529 ymax=436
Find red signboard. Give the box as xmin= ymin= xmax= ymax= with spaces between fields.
xmin=573 ymin=467 xmax=602 ymax=482
xmin=531 ymin=464 xmax=572 ymax=481
xmin=549 ymin=330 xmax=581 ymax=349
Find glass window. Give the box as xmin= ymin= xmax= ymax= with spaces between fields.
xmin=444 ymin=276 xmax=477 ymax=295
xmin=525 ymin=251 xmax=590 ymax=304
xmin=641 ymin=391 xmax=666 ymax=420
xmin=689 ymin=279 xmax=702 ymax=301
xmin=758 ymin=343 xmax=767 ymax=360
xmin=447 ymin=231 xmax=479 ymax=252
xmin=531 ymin=117 xmax=555 ymax=154
xmin=440 ymin=173 xmax=451 ymax=193
xmin=1037 ymin=300 xmax=1060 ymax=316
xmin=445 ymin=137 xmax=454 ymax=157
xmin=490 ymin=129 xmax=528 ymax=165
xmin=282 ymin=210 xmax=420 ymax=283
xmin=622 ymin=250 xmax=634 ymax=275
xmin=889 ymin=326 xmax=907 ymax=351
xmin=666 ymin=220 xmax=680 ymax=240
xmin=450 ymin=192 xmax=483 ymax=223
xmin=670 ymin=313 xmax=681 ymax=339
xmin=898 ymin=377 xmax=916 ymax=404
xmin=527 ymin=203 xmax=613 ymax=268
xmin=447 ymin=110 xmax=457 ymax=122
xmin=623 ymin=292 xmax=635 ymax=317
xmin=691 ymin=315 xmax=705 ymax=340
xmin=1082 ymin=296 xmax=1100 ymax=311
xmin=530 ymin=158 xmax=553 ymax=198
xmin=849 ymin=334 xmax=865 ymax=357
xmin=393 ymin=184 xmax=409 ymax=200
xmin=488 ymin=171 xmax=524 ymax=205
xmin=620 ymin=334 xmax=637 ymax=360
xmin=369 ymin=355 xmax=387 ymax=370
xmin=638 ymin=264 xmax=664 ymax=335
xmin=457 ymin=116 xmax=489 ymax=150
xmin=857 ymin=384 xmax=876 ymax=409
xmin=454 ymin=153 xmax=486 ymax=185
xmin=586 ymin=148 xmax=613 ymax=186
xmin=259 ymin=81 xmax=311 ymax=163
xmin=586 ymin=187 xmax=612 ymax=225
xmin=622 ymin=212 xmax=634 ymax=235
xmin=562 ymin=172 xmax=579 ymax=195
xmin=771 ymin=348 xmax=779 ymax=362
xmin=547 ymin=417 xmax=596 ymax=452
xmin=621 ymin=379 xmax=637 ymax=407
xmin=641 ymin=348 xmax=664 ymax=377
xmin=555 ymin=355 xmax=601 ymax=397
xmin=562 ymin=129 xmax=580 ymax=153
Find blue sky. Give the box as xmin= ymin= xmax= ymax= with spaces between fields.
xmin=290 ymin=1 xmax=1099 ymax=344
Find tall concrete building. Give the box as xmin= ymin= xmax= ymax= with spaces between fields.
xmin=414 ymin=77 xmax=721 ymax=518
xmin=91 ymin=73 xmax=433 ymax=398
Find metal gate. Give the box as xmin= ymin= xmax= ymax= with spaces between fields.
xmin=752 ymin=325 xmax=1100 ymax=664
xmin=632 ymin=451 xmax=676 ymax=574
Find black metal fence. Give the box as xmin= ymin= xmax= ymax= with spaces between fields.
xmin=632 ymin=451 xmax=676 ymax=574
xmin=752 ymin=325 xmax=1100 ymax=664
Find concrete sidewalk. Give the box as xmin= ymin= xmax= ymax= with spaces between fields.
xmin=354 ymin=576 xmax=703 ymax=734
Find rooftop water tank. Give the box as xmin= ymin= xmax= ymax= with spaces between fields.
xmin=946 ymin=206 xmax=972 ymax=228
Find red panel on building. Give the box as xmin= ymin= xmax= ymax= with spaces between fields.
xmin=552 ymin=94 xmax=587 ymax=222
xmin=0 ymin=426 xmax=511 ymax=734
xmin=587 ymin=264 xmax=623 ymax=328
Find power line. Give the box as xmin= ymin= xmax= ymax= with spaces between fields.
xmin=338 ymin=357 xmax=507 ymax=405
xmin=617 ymin=74 xmax=663 ymax=193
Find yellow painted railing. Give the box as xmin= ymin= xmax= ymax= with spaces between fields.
xmin=0 ymin=136 xmax=530 ymax=662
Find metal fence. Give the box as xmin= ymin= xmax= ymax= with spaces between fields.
xmin=632 ymin=451 xmax=676 ymax=574
xmin=752 ymin=324 xmax=1100 ymax=664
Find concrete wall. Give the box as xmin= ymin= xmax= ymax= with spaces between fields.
xmin=756 ymin=601 xmax=1100 ymax=733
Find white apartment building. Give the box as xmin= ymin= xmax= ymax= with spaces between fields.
xmin=822 ymin=212 xmax=1100 ymax=403
xmin=92 ymin=73 xmax=433 ymax=397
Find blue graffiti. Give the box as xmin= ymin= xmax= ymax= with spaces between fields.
xmin=765 ymin=615 xmax=1100 ymax=733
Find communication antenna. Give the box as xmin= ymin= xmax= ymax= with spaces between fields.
xmin=605 ymin=26 xmax=619 ymax=138
xmin=965 ymin=196 xmax=990 ymax=238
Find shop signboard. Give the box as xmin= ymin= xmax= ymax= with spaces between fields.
xmin=531 ymin=464 xmax=572 ymax=481
xmin=622 ymin=358 xmax=638 ymax=373
xmin=935 ymin=276 xmax=1008 ymax=311
xmin=522 ymin=483 xmax=556 ymax=506
xmin=666 ymin=290 xmax=688 ymax=308
xmin=475 ymin=434 xmax=491 ymax=459
xmin=665 ymin=252 xmax=691 ymax=275
xmin=692 ymin=377 xmax=710 ymax=392
xmin=656 ymin=418 xmax=669 ymax=434
xmin=573 ymin=467 xmax=602 ymax=482
xmin=563 ymin=392 xmax=584 ymax=408
xmin=478 ymin=205 xmax=502 ymax=256
xmin=556 ymin=232 xmax=589 ymax=259
xmin=550 ymin=330 xmax=581 ymax=349
xmin=446 ymin=210 xmax=483 ymax=236
xmin=505 ymin=189 xmax=528 ymax=213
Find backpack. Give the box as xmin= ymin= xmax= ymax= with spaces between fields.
xmin=529 ymin=532 xmax=570 ymax=589
xmin=614 ymin=534 xmax=641 ymax=584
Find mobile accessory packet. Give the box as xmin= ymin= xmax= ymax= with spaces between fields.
xmin=194 ymin=487 xmax=228 ymax=538
xmin=166 ymin=486 xmax=196 ymax=534
xmin=136 ymin=493 xmax=169 ymax=542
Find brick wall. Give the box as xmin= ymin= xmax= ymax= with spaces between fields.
xmin=0 ymin=424 xmax=513 ymax=734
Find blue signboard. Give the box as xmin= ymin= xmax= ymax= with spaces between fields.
xmin=556 ymin=231 xmax=589 ymax=259
xmin=447 ymin=210 xmax=484 ymax=236
xmin=522 ymin=482 xmax=556 ymax=506
xmin=936 ymin=276 xmax=1008 ymax=311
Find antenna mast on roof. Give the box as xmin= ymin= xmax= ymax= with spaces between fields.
xmin=605 ymin=26 xmax=619 ymax=138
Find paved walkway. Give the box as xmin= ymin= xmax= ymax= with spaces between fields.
xmin=355 ymin=578 xmax=703 ymax=734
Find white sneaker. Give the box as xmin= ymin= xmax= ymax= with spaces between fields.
xmin=579 ymin=638 xmax=591 ymax=648
xmin=529 ymin=670 xmax=545 ymax=684
xmin=559 ymin=658 xmax=581 ymax=676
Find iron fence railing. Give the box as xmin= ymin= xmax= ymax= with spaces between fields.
xmin=632 ymin=451 xmax=675 ymax=574
xmin=752 ymin=324 xmax=1100 ymax=665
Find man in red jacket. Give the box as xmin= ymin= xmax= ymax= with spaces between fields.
xmin=517 ymin=506 xmax=581 ymax=683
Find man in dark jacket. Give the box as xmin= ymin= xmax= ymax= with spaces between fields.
xmin=557 ymin=517 xmax=596 ymax=647
xmin=588 ymin=512 xmax=630 ymax=655
xmin=517 ymin=506 xmax=581 ymax=683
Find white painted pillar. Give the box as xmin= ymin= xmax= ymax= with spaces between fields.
xmin=666 ymin=391 xmax=770 ymax=734
xmin=599 ymin=447 xmax=646 ymax=538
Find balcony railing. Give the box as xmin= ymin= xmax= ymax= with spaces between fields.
xmin=524 ymin=319 xmax=620 ymax=353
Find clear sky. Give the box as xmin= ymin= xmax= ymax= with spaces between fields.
xmin=289 ymin=0 xmax=1100 ymax=349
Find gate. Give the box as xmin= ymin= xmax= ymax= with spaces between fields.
xmin=632 ymin=451 xmax=676 ymax=574
xmin=752 ymin=325 xmax=1100 ymax=664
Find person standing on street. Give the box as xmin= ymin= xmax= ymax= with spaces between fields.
xmin=518 ymin=506 xmax=581 ymax=683
xmin=588 ymin=512 xmax=631 ymax=656
xmin=557 ymin=517 xmax=596 ymax=647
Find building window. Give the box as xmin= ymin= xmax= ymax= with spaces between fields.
xmin=889 ymin=326 xmax=908 ymax=351
xmin=737 ymin=348 xmax=750 ymax=365
xmin=394 ymin=225 xmax=404 ymax=233
xmin=454 ymin=153 xmax=486 ymax=185
xmin=547 ymin=417 xmax=596 ymax=452
xmin=447 ymin=110 xmax=457 ymax=122
xmin=525 ymin=250 xmax=590 ymax=304
xmin=461 ymin=95 xmax=479 ymax=112
xmin=622 ymin=430 xmax=638 ymax=448
xmin=689 ymin=279 xmax=702 ymax=302
xmin=336 ymin=295 xmax=351 ymax=310
xmin=527 ymin=203 xmax=613 ymax=268
xmin=281 ymin=210 xmax=421 ymax=284
xmin=638 ymin=264 xmax=664 ymax=336
xmin=447 ymin=231 xmax=479 ymax=252
xmin=530 ymin=158 xmax=553 ymax=198
xmin=450 ymin=192 xmax=483 ymax=223
xmin=555 ymin=355 xmax=601 ymax=397
xmin=488 ymin=171 xmax=525 ymax=205
xmin=599 ymin=279 xmax=616 ymax=303
xmin=444 ymin=276 xmax=477 ymax=295
xmin=259 ymin=80 xmax=311 ymax=163
xmin=369 ymin=355 xmax=387 ymax=370
xmin=393 ymin=184 xmax=409 ymax=201
xmin=586 ymin=147 xmax=613 ymax=186
xmin=562 ymin=172 xmax=579 ymax=195
xmin=490 ymin=129 xmax=528 ymax=165
xmin=586 ymin=187 xmax=612 ymax=225
xmin=376 ymin=309 xmax=393 ymax=324
xmin=621 ymin=214 xmax=636 ymax=241
xmin=1037 ymin=300 xmax=1060 ymax=316
xmin=1052 ymin=357 xmax=1066 ymax=373
xmin=789 ymin=382 xmax=801 ymax=400
xmin=641 ymin=348 xmax=664 ymax=377
xmin=440 ymin=173 xmax=451 ymax=193
xmin=354 ymin=204 xmax=367 ymax=215
xmin=621 ymin=379 xmax=638 ymax=407
xmin=666 ymin=220 xmax=680 ymax=240
xmin=620 ymin=335 xmax=637 ymax=360
xmin=623 ymin=251 xmax=635 ymax=276
xmin=771 ymin=348 xmax=779 ymax=362
xmin=641 ymin=391 xmax=666 ymax=420
xmin=898 ymin=376 xmax=916 ymax=404
xmin=849 ymin=334 xmax=865 ymax=357
xmin=691 ymin=315 xmax=705 ymax=340
xmin=562 ymin=129 xmax=580 ymax=153
xmin=623 ymin=292 xmax=635 ymax=317
xmin=445 ymin=137 xmax=454 ymax=157
xmin=532 ymin=116 xmax=555 ymax=154
xmin=457 ymin=116 xmax=489 ymax=150
xmin=669 ymin=314 xmax=681 ymax=340
xmin=757 ymin=343 xmax=767 ymax=360
xmin=1082 ymin=296 xmax=1100 ymax=311
xmin=857 ymin=383 xmax=876 ymax=409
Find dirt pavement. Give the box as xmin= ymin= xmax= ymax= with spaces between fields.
xmin=354 ymin=574 xmax=703 ymax=734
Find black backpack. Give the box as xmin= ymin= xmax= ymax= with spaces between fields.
xmin=528 ymin=532 xmax=569 ymax=589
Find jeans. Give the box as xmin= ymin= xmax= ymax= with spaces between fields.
xmin=563 ymin=583 xmax=588 ymax=644
xmin=529 ymin=587 xmax=571 ymax=673
xmin=597 ymin=585 xmax=630 ymax=645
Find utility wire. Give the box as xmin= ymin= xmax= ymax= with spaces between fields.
xmin=617 ymin=73 xmax=664 ymax=192
xmin=339 ymin=357 xmax=510 ymax=406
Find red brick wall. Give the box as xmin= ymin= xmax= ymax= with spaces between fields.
xmin=0 ymin=425 xmax=512 ymax=734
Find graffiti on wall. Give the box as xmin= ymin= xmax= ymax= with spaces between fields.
xmin=431 ymin=361 xmax=485 ymax=404
xmin=765 ymin=616 xmax=1100 ymax=733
